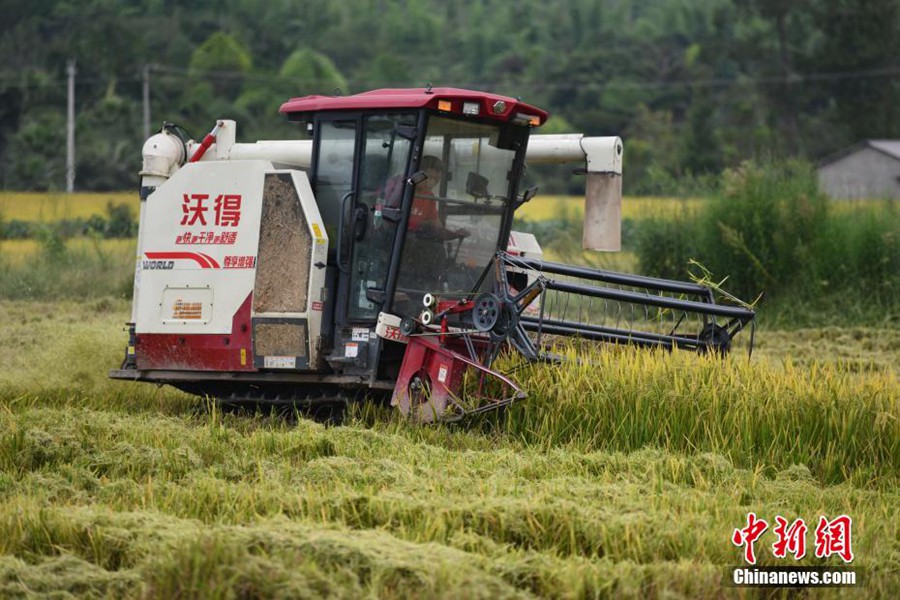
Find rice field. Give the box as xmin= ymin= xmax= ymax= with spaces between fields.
xmin=0 ymin=192 xmax=897 ymax=597
xmin=1 ymin=192 xmax=892 ymax=223
xmin=0 ymin=299 xmax=897 ymax=597
xmin=515 ymin=195 xmax=704 ymax=223
xmin=0 ymin=238 xmax=136 ymax=265
xmin=0 ymin=239 xmax=135 ymax=301
xmin=0 ymin=192 xmax=136 ymax=222
xmin=513 ymin=194 xmax=894 ymax=223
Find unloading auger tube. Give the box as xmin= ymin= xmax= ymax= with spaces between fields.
xmin=391 ymin=252 xmax=756 ymax=423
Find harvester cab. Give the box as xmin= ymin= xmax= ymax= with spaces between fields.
xmin=110 ymin=87 xmax=755 ymax=422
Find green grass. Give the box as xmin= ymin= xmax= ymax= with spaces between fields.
xmin=0 ymin=236 xmax=135 ymax=301
xmin=0 ymin=299 xmax=898 ymax=597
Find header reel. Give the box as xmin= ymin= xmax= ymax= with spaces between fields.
xmin=392 ymin=252 xmax=756 ymax=423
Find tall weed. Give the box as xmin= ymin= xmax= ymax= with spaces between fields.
xmin=634 ymin=161 xmax=899 ymax=323
xmin=698 ymin=160 xmax=827 ymax=298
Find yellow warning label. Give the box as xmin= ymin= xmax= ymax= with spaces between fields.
xmin=311 ymin=223 xmax=323 ymax=239
xmin=240 ymin=348 xmax=247 ymax=366
xmin=172 ymin=300 xmax=203 ymax=320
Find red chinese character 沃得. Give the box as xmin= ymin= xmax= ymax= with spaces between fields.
xmin=732 ymin=513 xmax=769 ymax=565
xmin=181 ymin=193 xmax=209 ymax=226
xmin=214 ymin=194 xmax=242 ymax=227
xmin=814 ymin=515 xmax=854 ymax=563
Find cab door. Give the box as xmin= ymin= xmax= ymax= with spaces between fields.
xmin=312 ymin=113 xmax=416 ymax=373
xmin=346 ymin=114 xmax=416 ymax=322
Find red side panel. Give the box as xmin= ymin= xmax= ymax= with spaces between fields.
xmin=135 ymin=293 xmax=255 ymax=371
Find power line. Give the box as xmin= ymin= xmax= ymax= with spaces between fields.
xmin=1 ymin=63 xmax=898 ymax=93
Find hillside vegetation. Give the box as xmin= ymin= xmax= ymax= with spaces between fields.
xmin=2 ymin=1 xmax=899 ymax=194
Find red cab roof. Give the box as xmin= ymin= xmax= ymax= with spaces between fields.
xmin=279 ymin=87 xmax=548 ymax=125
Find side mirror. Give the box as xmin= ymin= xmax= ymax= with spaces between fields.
xmin=394 ymin=125 xmax=417 ymax=140
xmin=513 ymin=185 xmax=539 ymax=210
xmin=407 ymin=170 xmax=428 ymax=186
xmin=520 ymin=185 xmax=538 ymax=204
xmin=466 ymin=172 xmax=489 ymax=198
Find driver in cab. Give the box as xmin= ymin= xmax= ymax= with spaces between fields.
xmin=409 ymin=156 xmax=470 ymax=240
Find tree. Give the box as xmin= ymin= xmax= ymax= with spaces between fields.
xmin=681 ymin=93 xmax=723 ymax=175
xmin=189 ymin=31 xmax=253 ymax=97
xmin=815 ymin=0 xmax=900 ymax=142
xmin=279 ymin=48 xmax=348 ymax=96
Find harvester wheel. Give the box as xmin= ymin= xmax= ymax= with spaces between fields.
xmin=698 ymin=323 xmax=732 ymax=355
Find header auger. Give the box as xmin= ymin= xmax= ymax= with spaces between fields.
xmin=110 ymin=87 xmax=755 ymax=422
xmin=391 ymin=251 xmax=755 ymax=421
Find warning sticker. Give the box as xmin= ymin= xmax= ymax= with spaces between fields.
xmin=264 ymin=356 xmax=296 ymax=369
xmin=162 ymin=287 xmax=212 ymax=324
xmin=345 ymin=343 xmax=359 ymax=358
xmin=172 ymin=300 xmax=203 ymax=320
xmin=351 ymin=327 xmax=370 ymax=342
xmin=438 ymin=364 xmax=448 ymax=383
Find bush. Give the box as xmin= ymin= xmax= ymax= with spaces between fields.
xmin=812 ymin=203 xmax=899 ymax=304
xmin=696 ymin=160 xmax=828 ymax=299
xmin=633 ymin=212 xmax=700 ymax=281
xmin=0 ymin=203 xmax=136 ymax=241
xmin=1 ymin=219 xmax=35 ymax=239
xmin=36 ymin=226 xmax=68 ymax=264
xmin=634 ymin=160 xmax=900 ymax=324
xmin=104 ymin=201 xmax=137 ymax=237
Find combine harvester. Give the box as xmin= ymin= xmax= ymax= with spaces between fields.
xmin=110 ymin=87 xmax=755 ymax=422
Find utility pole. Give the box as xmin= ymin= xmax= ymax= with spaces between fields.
xmin=66 ymin=59 xmax=76 ymax=193
xmin=142 ymin=64 xmax=151 ymax=140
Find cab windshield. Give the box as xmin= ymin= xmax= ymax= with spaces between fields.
xmin=394 ymin=116 xmax=519 ymax=315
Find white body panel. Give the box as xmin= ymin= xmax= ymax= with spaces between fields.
xmin=136 ymin=160 xmax=329 ymax=367
xmin=137 ymin=160 xmax=272 ymax=334
xmin=507 ymin=231 xmax=543 ymax=259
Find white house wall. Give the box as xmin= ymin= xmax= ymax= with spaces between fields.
xmin=818 ymin=147 xmax=900 ymax=199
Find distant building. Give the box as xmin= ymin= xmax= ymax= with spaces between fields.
xmin=818 ymin=140 xmax=900 ymax=199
